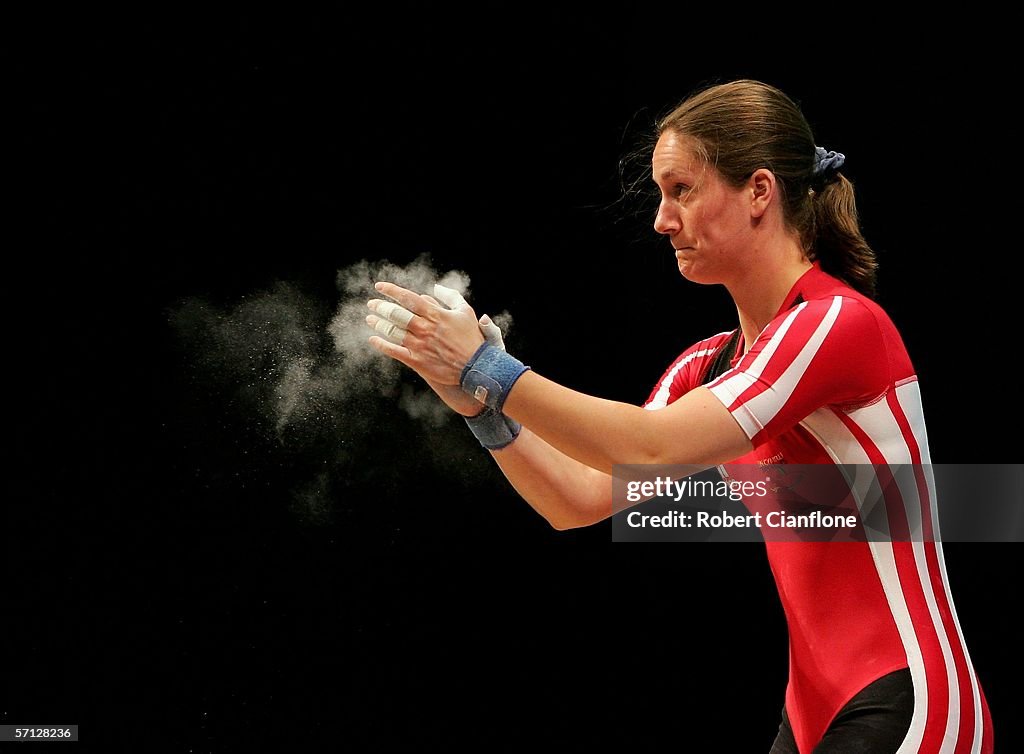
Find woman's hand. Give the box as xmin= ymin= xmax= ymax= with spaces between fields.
xmin=366 ymin=281 xmax=488 ymax=392
xmin=420 ymin=377 xmax=483 ymax=417
xmin=420 ymin=311 xmax=507 ymax=416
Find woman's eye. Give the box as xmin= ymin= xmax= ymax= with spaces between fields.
xmin=672 ymin=184 xmax=689 ymax=198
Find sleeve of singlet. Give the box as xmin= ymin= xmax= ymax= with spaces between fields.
xmin=642 ymin=332 xmax=735 ymax=410
xmin=705 ymin=296 xmax=889 ymax=448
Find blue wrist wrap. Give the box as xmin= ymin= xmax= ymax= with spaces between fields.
xmin=460 ymin=343 xmax=530 ymax=412
xmin=464 ymin=407 xmax=522 ymax=450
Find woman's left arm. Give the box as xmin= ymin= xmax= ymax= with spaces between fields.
xmin=502 ymin=373 xmax=751 ymax=474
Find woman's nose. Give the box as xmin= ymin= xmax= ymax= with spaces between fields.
xmin=654 ymin=199 xmax=679 ymax=235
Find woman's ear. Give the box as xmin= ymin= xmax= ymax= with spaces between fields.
xmin=749 ymin=168 xmax=775 ymax=219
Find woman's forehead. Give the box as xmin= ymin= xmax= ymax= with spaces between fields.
xmin=653 ymin=132 xmax=704 ymax=180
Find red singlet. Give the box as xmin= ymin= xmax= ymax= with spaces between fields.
xmin=643 ymin=263 xmax=993 ymax=753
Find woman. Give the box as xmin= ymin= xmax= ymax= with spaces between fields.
xmin=365 ymin=79 xmax=993 ymax=753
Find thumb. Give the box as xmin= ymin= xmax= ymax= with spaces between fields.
xmin=433 ymin=283 xmax=471 ymax=312
xmin=478 ymin=314 xmax=505 ymax=350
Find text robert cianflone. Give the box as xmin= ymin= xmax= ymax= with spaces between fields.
xmin=625 ymin=475 xmax=768 ymax=503
xmin=625 ymin=509 xmax=860 ymax=529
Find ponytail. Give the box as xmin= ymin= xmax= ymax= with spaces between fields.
xmin=810 ymin=174 xmax=878 ymax=297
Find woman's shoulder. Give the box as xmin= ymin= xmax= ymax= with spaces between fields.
xmin=779 ymin=266 xmax=905 ymax=344
xmin=765 ymin=283 xmax=917 ymax=386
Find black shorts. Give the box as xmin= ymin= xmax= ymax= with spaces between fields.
xmin=770 ymin=668 xmax=914 ymax=753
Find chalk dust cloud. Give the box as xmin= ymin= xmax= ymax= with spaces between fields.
xmin=168 ymin=254 xmax=513 ymax=522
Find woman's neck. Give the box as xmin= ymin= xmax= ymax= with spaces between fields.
xmin=727 ymin=239 xmax=812 ymax=352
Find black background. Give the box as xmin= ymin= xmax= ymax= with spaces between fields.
xmin=10 ymin=13 xmax=1022 ymax=752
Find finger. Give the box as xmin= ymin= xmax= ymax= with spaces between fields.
xmin=478 ymin=314 xmax=505 ymax=350
xmin=365 ymin=314 xmax=407 ymax=344
xmin=422 ymin=294 xmax=441 ymax=306
xmin=368 ymin=334 xmax=415 ymax=366
xmin=367 ymin=314 xmax=407 ymax=344
xmin=433 ymin=283 xmax=471 ymax=312
xmin=367 ymin=298 xmax=414 ymax=328
xmin=374 ymin=282 xmax=434 ymax=317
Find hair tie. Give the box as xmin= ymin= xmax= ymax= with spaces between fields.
xmin=813 ymin=146 xmax=845 ymax=176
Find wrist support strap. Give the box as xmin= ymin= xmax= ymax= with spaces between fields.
xmin=464 ymin=407 xmax=522 ymax=450
xmin=460 ymin=343 xmax=530 ymax=412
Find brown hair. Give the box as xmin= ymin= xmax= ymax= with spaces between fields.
xmin=655 ymin=79 xmax=878 ymax=297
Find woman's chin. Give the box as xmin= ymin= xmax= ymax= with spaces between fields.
xmin=677 ymin=261 xmax=715 ymax=285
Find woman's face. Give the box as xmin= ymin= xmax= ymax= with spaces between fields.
xmin=652 ymin=130 xmax=754 ymax=285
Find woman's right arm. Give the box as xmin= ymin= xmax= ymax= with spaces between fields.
xmin=413 ymin=373 xmax=614 ymax=531
xmin=367 ymin=287 xmax=621 ymax=530
xmin=487 ymin=427 xmax=614 ymax=531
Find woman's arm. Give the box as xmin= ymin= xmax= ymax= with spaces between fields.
xmin=367 ymin=280 xmax=751 ymax=475
xmin=487 ymin=428 xmax=615 ymax=530
xmin=503 ymin=373 xmax=751 ymax=475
